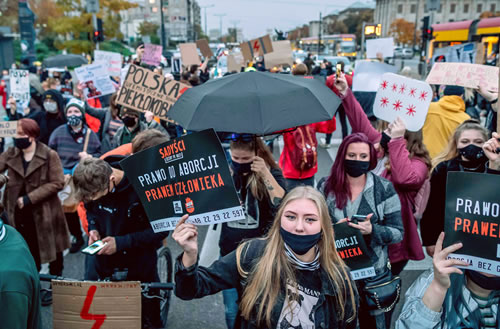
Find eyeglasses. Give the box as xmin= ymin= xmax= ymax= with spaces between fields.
xmin=228 ymin=133 xmax=254 ymax=142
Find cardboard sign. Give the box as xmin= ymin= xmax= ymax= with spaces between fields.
xmin=116 ymin=64 xmax=191 ymax=121
xmin=444 ymin=172 xmax=500 ymax=276
xmin=94 ymin=50 xmax=123 ymax=76
xmin=196 ymin=39 xmax=213 ymax=58
xmin=227 ymin=54 xmax=244 ymax=73
xmin=373 ymin=73 xmax=432 ymax=131
xmin=334 ymin=222 xmax=375 ymax=280
xmin=263 ymin=40 xmax=293 ymax=68
xmin=240 ymin=35 xmax=274 ymax=61
xmin=426 ymin=62 xmax=499 ymax=92
xmin=142 ymin=43 xmax=163 ymax=66
xmin=366 ymin=37 xmax=394 ymax=59
xmin=0 ymin=121 xmax=17 ymax=137
xmin=119 ymin=129 xmax=245 ymax=232
xmin=179 ymin=43 xmax=201 ymax=66
xmin=52 ymin=280 xmax=141 ymax=329
xmin=352 ymin=61 xmax=398 ymax=92
xmin=9 ymin=69 xmax=30 ymax=108
xmin=74 ymin=63 xmax=115 ymax=99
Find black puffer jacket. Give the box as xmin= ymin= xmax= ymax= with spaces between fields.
xmin=175 ymin=238 xmax=359 ymax=329
xmin=29 ymin=89 xmax=66 ymax=145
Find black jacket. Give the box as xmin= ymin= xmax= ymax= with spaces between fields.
xmin=30 ymin=89 xmax=66 ymax=145
xmin=85 ymin=155 xmax=168 ymax=282
xmin=420 ymin=157 xmax=500 ymax=246
xmin=175 ymin=238 xmax=358 ymax=329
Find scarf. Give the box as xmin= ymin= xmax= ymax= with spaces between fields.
xmin=284 ymin=243 xmax=320 ymax=271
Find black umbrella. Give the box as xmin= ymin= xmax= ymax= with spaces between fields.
xmin=43 ymin=54 xmax=88 ymax=68
xmin=168 ymin=71 xmax=341 ymax=135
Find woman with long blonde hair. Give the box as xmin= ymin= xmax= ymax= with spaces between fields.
xmin=173 ymin=186 xmax=358 ymax=329
xmin=421 ymin=119 xmax=497 ymax=257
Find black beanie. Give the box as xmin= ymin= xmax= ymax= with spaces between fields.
xmin=443 ymin=85 xmax=465 ymax=96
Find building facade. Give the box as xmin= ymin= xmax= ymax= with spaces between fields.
xmin=375 ymin=0 xmax=499 ymax=36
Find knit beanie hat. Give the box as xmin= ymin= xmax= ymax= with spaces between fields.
xmin=64 ymin=98 xmax=86 ymax=116
xmin=443 ymin=85 xmax=465 ymax=96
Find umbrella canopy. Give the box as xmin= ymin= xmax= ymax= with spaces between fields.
xmin=168 ymin=71 xmax=341 ymax=135
xmin=43 ymin=54 xmax=88 ymax=68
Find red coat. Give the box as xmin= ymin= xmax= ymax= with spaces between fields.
xmin=0 ymin=85 xmax=6 ymax=109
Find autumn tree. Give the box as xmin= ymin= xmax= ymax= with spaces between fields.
xmin=326 ymin=19 xmax=348 ymax=34
xmin=342 ymin=10 xmax=373 ymax=41
xmin=138 ymin=22 xmax=159 ymax=37
xmin=389 ymin=18 xmax=418 ymax=46
xmin=479 ymin=11 xmax=500 ymax=19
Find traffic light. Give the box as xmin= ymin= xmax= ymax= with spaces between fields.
xmin=93 ymin=18 xmax=104 ymax=42
xmin=421 ymin=16 xmax=433 ymax=41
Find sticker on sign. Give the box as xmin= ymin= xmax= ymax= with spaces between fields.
xmin=373 ymin=73 xmax=432 ymax=131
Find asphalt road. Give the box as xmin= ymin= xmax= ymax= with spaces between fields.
xmin=41 ymin=120 xmax=432 ymax=329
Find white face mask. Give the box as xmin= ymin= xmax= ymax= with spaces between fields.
xmin=44 ymin=101 xmax=58 ymax=113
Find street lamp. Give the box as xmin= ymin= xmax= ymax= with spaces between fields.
xmin=201 ymin=4 xmax=214 ymax=36
xmin=214 ymin=13 xmax=226 ymax=42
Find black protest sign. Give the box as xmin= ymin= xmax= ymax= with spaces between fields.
xmin=443 ymin=172 xmax=500 ymax=275
xmin=334 ymin=222 xmax=375 ymax=280
xmin=116 ymin=64 xmax=191 ymax=121
xmin=119 ymin=129 xmax=245 ymax=232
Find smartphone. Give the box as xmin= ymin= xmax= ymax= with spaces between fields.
xmin=81 ymin=240 xmax=107 ymax=255
xmin=350 ymin=214 xmax=368 ymax=224
xmin=336 ymin=63 xmax=342 ymax=77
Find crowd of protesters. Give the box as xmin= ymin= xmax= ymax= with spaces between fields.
xmin=0 ymin=43 xmax=499 ymax=329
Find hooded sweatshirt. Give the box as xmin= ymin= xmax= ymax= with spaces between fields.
xmin=422 ymin=95 xmax=470 ymax=159
xmin=29 ymin=89 xmax=66 ymax=145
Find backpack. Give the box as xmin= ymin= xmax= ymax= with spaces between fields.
xmin=290 ymin=125 xmax=317 ymax=171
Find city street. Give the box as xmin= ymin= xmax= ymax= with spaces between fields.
xmin=40 ymin=120 xmax=432 ymax=329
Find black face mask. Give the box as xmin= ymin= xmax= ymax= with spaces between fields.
xmin=344 ymin=160 xmax=370 ymax=178
xmin=466 ymin=270 xmax=500 ymax=291
xmin=458 ymin=144 xmax=485 ymax=165
xmin=280 ymin=227 xmax=321 ymax=255
xmin=122 ymin=116 xmax=137 ymax=128
xmin=231 ymin=161 xmax=252 ymax=176
xmin=14 ymin=137 xmax=31 ymax=150
xmin=380 ymin=132 xmax=391 ymax=153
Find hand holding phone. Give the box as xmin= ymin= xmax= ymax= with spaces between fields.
xmin=336 ymin=63 xmax=342 ymax=80
xmin=81 ymin=240 xmax=107 ymax=255
xmin=350 ymin=214 xmax=367 ymax=224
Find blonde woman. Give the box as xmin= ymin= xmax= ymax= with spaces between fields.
xmin=173 ymin=186 xmax=358 ymax=329
xmin=420 ymin=120 xmax=500 ymax=256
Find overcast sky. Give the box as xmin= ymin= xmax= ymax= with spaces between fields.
xmin=197 ymin=0 xmax=365 ymax=39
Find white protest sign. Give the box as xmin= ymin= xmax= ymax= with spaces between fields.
xmin=9 ymin=69 xmax=30 ymax=109
xmin=94 ymin=50 xmax=123 ymax=77
xmin=366 ymin=37 xmax=394 ymax=59
xmin=142 ymin=43 xmax=163 ymax=66
xmin=426 ymin=62 xmax=499 ymax=92
xmin=373 ymin=73 xmax=432 ymax=131
xmin=74 ymin=63 xmax=115 ymax=99
xmin=0 ymin=121 xmax=17 ymax=137
xmin=352 ymin=61 xmax=398 ymax=92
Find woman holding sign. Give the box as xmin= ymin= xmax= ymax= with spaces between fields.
xmin=420 ymin=120 xmax=500 ymax=257
xmin=173 ymin=186 xmax=358 ymax=329
xmin=219 ymin=135 xmax=286 ymax=329
xmin=329 ymin=73 xmax=431 ymax=275
xmin=317 ymin=132 xmax=403 ymax=329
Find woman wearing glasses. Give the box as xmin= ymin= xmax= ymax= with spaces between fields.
xmin=219 ymin=134 xmax=286 ymax=329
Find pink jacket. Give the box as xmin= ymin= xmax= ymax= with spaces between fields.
xmin=341 ymin=88 xmax=427 ymax=262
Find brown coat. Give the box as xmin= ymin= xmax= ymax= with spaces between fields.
xmin=0 ymin=142 xmax=70 ymax=263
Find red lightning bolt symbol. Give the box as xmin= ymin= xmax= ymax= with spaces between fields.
xmin=80 ymin=285 xmax=107 ymax=329
xmin=253 ymin=40 xmax=260 ymax=53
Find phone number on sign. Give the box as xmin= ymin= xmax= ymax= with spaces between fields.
xmin=188 ymin=208 xmax=245 ymax=224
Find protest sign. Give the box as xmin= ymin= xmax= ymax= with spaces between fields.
xmin=0 ymin=121 xmax=17 ymax=137
xmin=9 ymin=69 xmax=30 ymax=108
xmin=74 ymin=63 xmax=115 ymax=99
xmin=431 ymin=42 xmax=477 ymax=65
xmin=94 ymin=50 xmax=123 ymax=76
xmin=119 ymin=129 xmax=245 ymax=232
xmin=52 ymin=280 xmax=141 ymax=329
xmin=426 ymin=62 xmax=499 ymax=92
xmin=240 ymin=35 xmax=274 ymax=61
xmin=352 ymin=61 xmax=398 ymax=92
xmin=373 ymin=73 xmax=432 ymax=131
xmin=142 ymin=43 xmax=163 ymax=66
xmin=366 ymin=37 xmax=394 ymax=59
xmin=443 ymin=172 xmax=500 ymax=276
xmin=216 ymin=54 xmax=228 ymax=76
xmin=179 ymin=43 xmax=201 ymax=66
xmin=334 ymin=222 xmax=375 ymax=280
xmin=196 ymin=39 xmax=213 ymax=58
xmin=116 ymin=64 xmax=191 ymax=121
xmin=227 ymin=54 xmax=244 ymax=73
xmin=263 ymin=40 xmax=293 ymax=68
